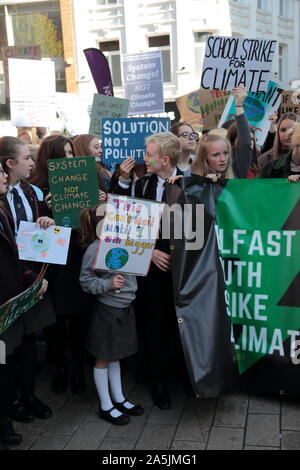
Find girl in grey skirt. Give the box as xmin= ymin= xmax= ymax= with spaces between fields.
xmin=79 ymin=205 xmax=144 ymax=426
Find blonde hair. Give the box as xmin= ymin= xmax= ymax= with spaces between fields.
xmin=145 ymin=132 xmax=181 ymax=168
xmin=192 ymin=133 xmax=235 ymax=178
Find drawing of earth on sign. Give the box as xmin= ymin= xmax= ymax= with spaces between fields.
xmin=105 ymin=248 xmax=129 ymax=270
xmin=31 ymin=233 xmax=51 ymax=254
xmin=187 ymin=93 xmax=201 ymax=113
xmin=244 ymin=97 xmax=265 ymax=123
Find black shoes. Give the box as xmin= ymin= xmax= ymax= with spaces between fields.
xmin=150 ymin=383 xmax=171 ymax=410
xmin=0 ymin=418 xmax=23 ymax=446
xmin=21 ymin=396 xmax=52 ymax=420
xmin=99 ymin=407 xmax=130 ymax=426
xmin=9 ymin=400 xmax=36 ymax=423
xmin=52 ymin=367 xmax=68 ymax=394
xmin=113 ymin=399 xmax=144 ymax=416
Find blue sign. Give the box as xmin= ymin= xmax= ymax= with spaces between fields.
xmin=102 ymin=117 xmax=170 ymax=173
xmin=122 ymin=51 xmax=164 ymax=115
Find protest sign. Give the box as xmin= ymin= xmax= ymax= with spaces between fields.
xmin=281 ymin=91 xmax=300 ymax=117
xmin=200 ymin=36 xmax=277 ymax=93
xmin=122 ymin=51 xmax=164 ymax=115
xmin=102 ymin=117 xmax=170 ymax=173
xmin=218 ymin=80 xmax=283 ymax=146
xmin=89 ymin=94 xmax=129 ymax=138
xmin=9 ymin=58 xmax=56 ymax=127
xmin=47 ymin=157 xmax=99 ymax=228
xmin=176 ymin=89 xmax=231 ymax=129
xmin=0 ymin=265 xmax=47 ymax=336
xmin=17 ymin=222 xmax=71 ymax=265
xmin=94 ymin=194 xmax=164 ymax=276
xmin=1 ymin=45 xmax=41 ymax=98
xmin=56 ymin=92 xmax=90 ymax=136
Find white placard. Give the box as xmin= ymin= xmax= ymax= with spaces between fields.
xmin=201 ymin=36 xmax=277 ymax=93
xmin=94 ymin=195 xmax=165 ymax=276
xmin=17 ymin=222 xmax=71 ymax=265
xmin=9 ymin=58 xmax=56 ymax=126
xmin=55 ymin=92 xmax=90 ymax=136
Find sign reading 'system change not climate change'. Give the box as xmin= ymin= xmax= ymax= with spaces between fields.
xmin=201 ymin=36 xmax=277 ymax=93
xmin=47 ymin=157 xmax=99 ymax=229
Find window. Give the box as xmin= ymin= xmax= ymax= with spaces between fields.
xmin=278 ymin=44 xmax=287 ymax=83
xmin=257 ymin=0 xmax=268 ymax=11
xmin=0 ymin=6 xmax=7 ymax=49
xmin=279 ymin=0 xmax=289 ymax=17
xmin=194 ymin=32 xmax=213 ymax=78
xmin=99 ymin=40 xmax=122 ymax=87
xmin=148 ymin=35 xmax=171 ymax=82
xmin=97 ymin=0 xmax=118 ymax=4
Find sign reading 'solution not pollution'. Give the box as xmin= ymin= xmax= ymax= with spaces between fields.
xmin=122 ymin=51 xmax=164 ymax=115
xmin=201 ymin=36 xmax=277 ymax=93
xmin=47 ymin=157 xmax=99 ymax=229
xmin=94 ymin=194 xmax=164 ymax=276
xmin=102 ymin=117 xmax=170 ymax=173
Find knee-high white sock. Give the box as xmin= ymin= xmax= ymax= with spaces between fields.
xmin=108 ymin=361 xmax=134 ymax=409
xmin=93 ymin=367 xmax=121 ymax=417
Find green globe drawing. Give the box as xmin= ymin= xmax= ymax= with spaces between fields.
xmin=31 ymin=233 xmax=51 ymax=253
xmin=187 ymin=92 xmax=201 ymax=113
xmin=105 ymin=248 xmax=129 ymax=270
xmin=244 ymin=97 xmax=266 ymax=123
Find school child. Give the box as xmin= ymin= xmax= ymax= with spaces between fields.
xmin=0 ymin=136 xmax=55 ymax=423
xmin=0 ymin=161 xmax=48 ymax=448
xmin=79 ymin=205 xmax=144 ymax=425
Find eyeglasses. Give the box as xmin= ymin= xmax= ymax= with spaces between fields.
xmin=178 ymin=132 xmax=199 ymax=141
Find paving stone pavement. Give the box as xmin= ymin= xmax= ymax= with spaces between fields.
xmin=10 ymin=357 xmax=300 ymax=451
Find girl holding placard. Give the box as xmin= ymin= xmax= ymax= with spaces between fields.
xmin=79 ymin=204 xmax=144 ymax=425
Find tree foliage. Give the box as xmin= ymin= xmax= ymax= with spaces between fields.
xmin=13 ymin=13 xmax=63 ymax=57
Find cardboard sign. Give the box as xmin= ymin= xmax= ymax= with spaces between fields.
xmin=94 ymin=194 xmax=164 ymax=276
xmin=122 ymin=51 xmax=164 ymax=115
xmin=9 ymin=58 xmax=56 ymax=127
xmin=176 ymin=89 xmax=231 ymax=129
xmin=219 ymin=80 xmax=283 ymax=146
xmin=17 ymin=222 xmax=71 ymax=265
xmin=56 ymin=92 xmax=90 ymax=136
xmin=1 ymin=45 xmax=41 ymax=98
xmin=201 ymin=36 xmax=277 ymax=93
xmin=0 ymin=265 xmax=47 ymax=336
xmin=102 ymin=117 xmax=170 ymax=173
xmin=89 ymin=94 xmax=129 ymax=138
xmin=47 ymin=157 xmax=99 ymax=228
xmin=281 ymin=91 xmax=300 ymax=117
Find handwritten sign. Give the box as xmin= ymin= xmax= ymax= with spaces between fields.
xmin=219 ymin=80 xmax=283 ymax=146
xmin=56 ymin=92 xmax=90 ymax=136
xmin=89 ymin=94 xmax=129 ymax=138
xmin=0 ymin=265 xmax=47 ymax=336
xmin=201 ymin=36 xmax=277 ymax=93
xmin=176 ymin=89 xmax=231 ymax=129
xmin=281 ymin=91 xmax=300 ymax=117
xmin=102 ymin=117 xmax=170 ymax=173
xmin=122 ymin=51 xmax=164 ymax=115
xmin=94 ymin=194 xmax=164 ymax=276
xmin=1 ymin=45 xmax=41 ymax=98
xmin=17 ymin=222 xmax=71 ymax=265
xmin=47 ymin=157 xmax=99 ymax=228
xmin=9 ymin=58 xmax=56 ymax=127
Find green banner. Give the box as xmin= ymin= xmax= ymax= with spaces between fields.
xmin=47 ymin=157 xmax=99 ymax=228
xmin=215 ymin=179 xmax=300 ymax=375
xmin=0 ymin=266 xmax=47 ymax=336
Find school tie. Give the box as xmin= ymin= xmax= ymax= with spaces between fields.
xmin=11 ymin=187 xmax=28 ymax=230
xmin=161 ymin=181 xmax=167 ymax=203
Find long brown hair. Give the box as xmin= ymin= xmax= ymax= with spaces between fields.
xmin=73 ymin=134 xmax=111 ymax=191
xmin=29 ymin=134 xmax=74 ymax=187
xmin=227 ymin=123 xmax=259 ymax=177
xmin=192 ymin=133 xmax=234 ymax=178
xmin=272 ymin=113 xmax=300 ymax=160
xmin=80 ymin=203 xmax=106 ymax=247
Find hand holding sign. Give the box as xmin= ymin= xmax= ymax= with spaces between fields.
xmin=292 ymin=88 xmax=300 ymax=105
xmin=120 ymin=158 xmax=136 ymax=179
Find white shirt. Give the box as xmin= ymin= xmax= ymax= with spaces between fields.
xmin=7 ymin=182 xmax=34 ymax=237
xmin=156 ymin=169 xmax=177 ymax=202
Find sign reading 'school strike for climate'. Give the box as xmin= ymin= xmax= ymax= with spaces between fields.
xmin=47 ymin=157 xmax=99 ymax=229
xmin=94 ymin=194 xmax=164 ymax=276
xmin=201 ymin=36 xmax=277 ymax=93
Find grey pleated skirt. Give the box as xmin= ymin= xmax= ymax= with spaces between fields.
xmin=86 ymin=301 xmax=138 ymax=360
